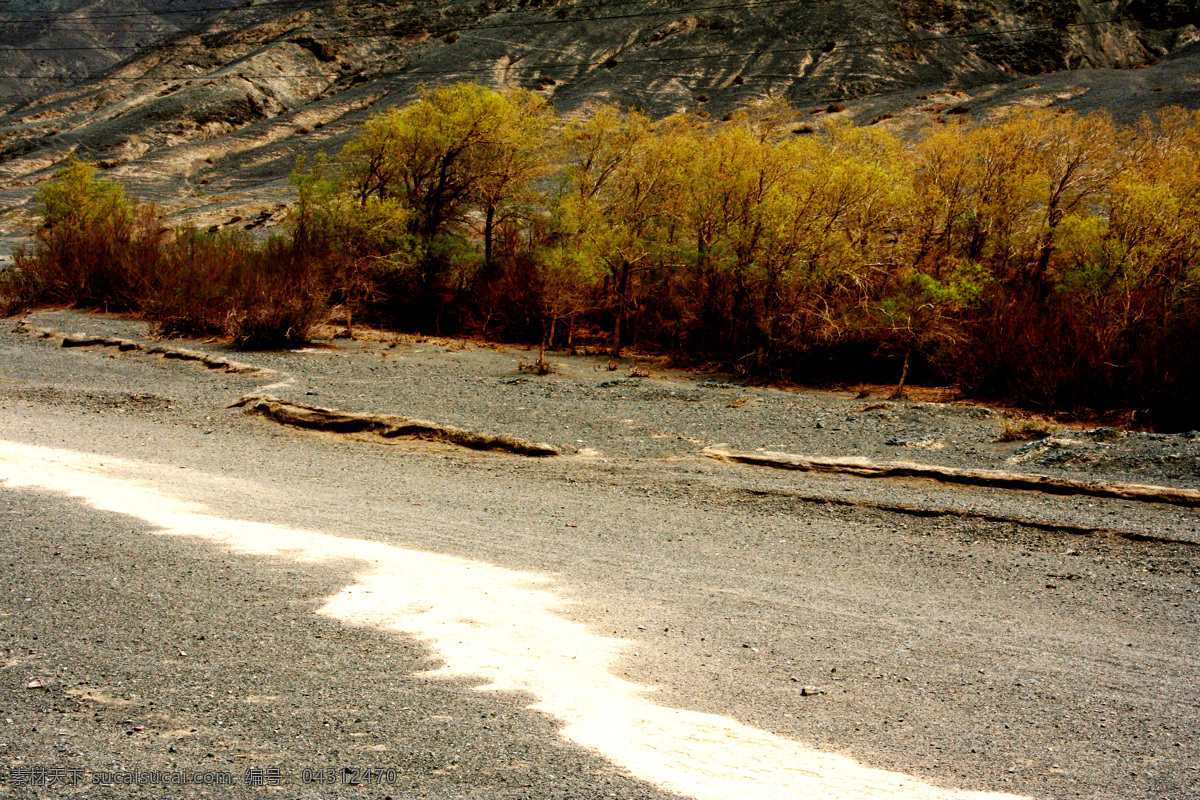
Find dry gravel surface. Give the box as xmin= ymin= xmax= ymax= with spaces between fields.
xmin=0 ymin=309 xmax=1197 ymax=800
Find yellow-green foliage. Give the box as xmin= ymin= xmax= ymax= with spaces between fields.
xmin=36 ymin=156 xmax=131 ymax=234
xmin=7 ymin=156 xmax=157 ymax=310
xmin=336 ymin=84 xmax=551 ymax=279
xmin=8 ymin=86 xmax=1200 ymax=419
xmin=305 ymin=91 xmax=1200 ymax=417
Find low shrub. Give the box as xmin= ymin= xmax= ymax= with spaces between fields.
xmin=144 ymin=227 xmax=243 ymax=337
xmin=0 ymin=262 xmax=36 ymax=316
xmin=144 ymin=228 xmax=324 ymax=348
xmin=8 ymin=158 xmax=327 ymax=348
xmin=226 ymin=238 xmax=324 ymax=349
xmin=9 ymin=157 xmax=160 ymax=311
xmin=997 ymin=416 xmax=1059 ymax=442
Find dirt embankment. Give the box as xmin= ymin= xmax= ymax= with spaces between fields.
xmin=230 ymin=392 xmax=559 ymax=457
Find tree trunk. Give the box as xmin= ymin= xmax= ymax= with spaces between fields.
xmin=890 ymin=348 xmax=911 ymax=400
xmin=483 ymin=204 xmax=495 ymax=269
xmin=1033 ymin=203 xmax=1063 ymax=297
xmin=612 ymin=262 xmax=630 ymax=358
xmin=345 ymin=268 xmax=356 ymax=340
xmin=539 ymin=318 xmax=549 ymax=366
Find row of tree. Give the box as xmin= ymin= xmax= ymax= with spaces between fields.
xmin=298 ymin=85 xmax=1199 ymax=423
xmin=5 ymin=84 xmax=1198 ymax=424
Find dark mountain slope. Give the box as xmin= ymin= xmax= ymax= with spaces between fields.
xmin=0 ymin=0 xmax=238 ymax=99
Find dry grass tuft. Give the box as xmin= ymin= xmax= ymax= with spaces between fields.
xmin=997 ymin=416 xmax=1060 ymax=442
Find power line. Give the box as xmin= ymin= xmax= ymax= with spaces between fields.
xmin=0 ymin=9 xmax=1130 ymax=55
xmin=0 ymin=0 xmax=319 ymax=19
xmin=0 ymin=0 xmax=803 ymax=39
xmin=0 ymin=0 xmax=715 ymax=23
xmin=0 ymin=0 xmax=797 ymax=37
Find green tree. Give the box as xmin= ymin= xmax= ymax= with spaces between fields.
xmin=338 ymin=83 xmax=551 ymax=305
xmin=292 ymin=155 xmax=415 ymax=337
xmin=16 ymin=155 xmax=158 ymax=308
xmin=551 ymin=106 xmax=676 ymax=355
xmin=471 ymin=87 xmax=554 ymax=271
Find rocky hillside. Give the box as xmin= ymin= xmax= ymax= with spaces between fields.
xmin=0 ymin=0 xmax=231 ymax=100
xmin=1 ymin=0 xmax=1197 ymax=246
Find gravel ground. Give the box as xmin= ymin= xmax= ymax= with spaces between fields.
xmin=2 ymin=491 xmax=681 ymax=800
xmin=8 ymin=309 xmax=1200 ymax=543
xmin=15 ymin=310 xmax=1200 ymax=484
xmin=1 ymin=309 xmax=1198 ymax=800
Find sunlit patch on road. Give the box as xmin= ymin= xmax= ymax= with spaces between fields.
xmin=0 ymin=439 xmax=1029 ymax=800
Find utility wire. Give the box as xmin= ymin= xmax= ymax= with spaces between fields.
xmin=0 ymin=9 xmax=1129 ymax=53
xmin=0 ymin=0 xmax=807 ymax=37
xmin=0 ymin=0 xmax=332 ymax=19
xmin=0 ymin=0 xmax=799 ymax=35
xmin=0 ymin=0 xmax=728 ymax=23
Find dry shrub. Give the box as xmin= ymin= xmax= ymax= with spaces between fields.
xmin=144 ymin=227 xmax=244 ymax=336
xmin=953 ymin=278 xmax=1200 ymax=427
xmin=226 ymin=238 xmax=324 ymax=349
xmin=517 ymin=357 xmax=552 ymax=375
xmin=144 ymin=229 xmax=323 ymax=348
xmin=141 ymin=229 xmax=323 ymax=348
xmin=10 ymin=158 xmax=327 ymax=348
xmin=0 ymin=257 xmax=38 ymax=316
xmin=997 ymin=416 xmax=1059 ymax=442
xmin=11 ymin=158 xmax=161 ymax=311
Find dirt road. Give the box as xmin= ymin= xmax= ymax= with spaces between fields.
xmin=1 ymin=310 xmax=1196 ymax=799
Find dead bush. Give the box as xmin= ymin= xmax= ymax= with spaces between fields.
xmin=144 ymin=229 xmax=325 ymax=348
xmin=517 ymin=357 xmax=552 ymax=375
xmin=143 ymin=227 xmax=245 ymax=337
xmin=226 ymin=238 xmax=324 ymax=349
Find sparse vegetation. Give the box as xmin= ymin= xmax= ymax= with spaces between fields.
xmin=5 ymin=156 xmax=156 ymax=312
xmin=146 ymin=227 xmax=324 ymax=347
xmin=3 ymin=158 xmax=323 ymax=347
xmin=224 ymin=240 xmax=323 ymax=349
xmin=5 ymin=88 xmax=1200 ymax=427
